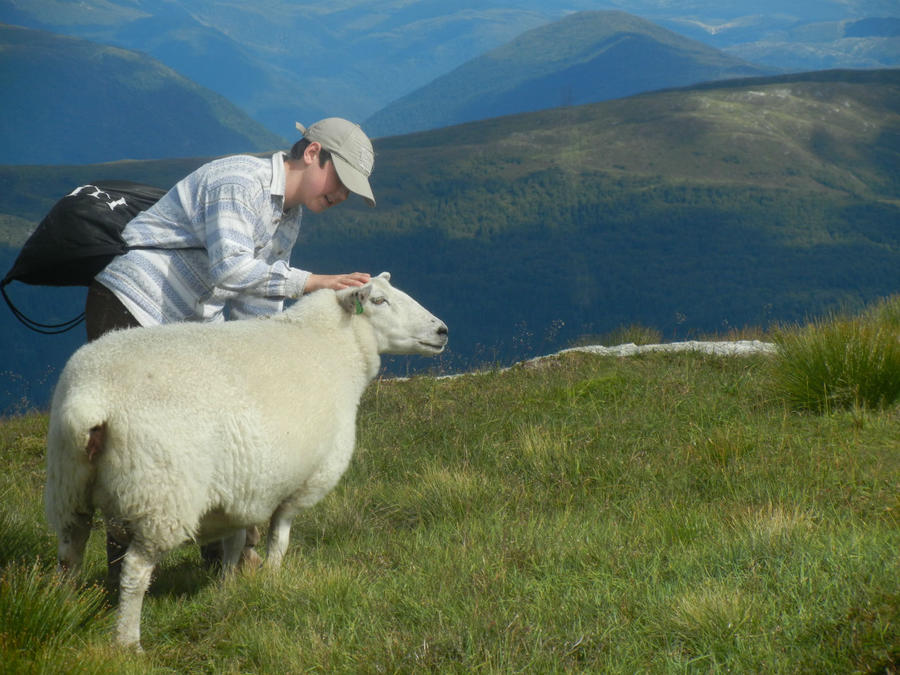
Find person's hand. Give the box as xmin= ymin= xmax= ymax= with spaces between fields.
xmin=305 ymin=272 xmax=371 ymax=293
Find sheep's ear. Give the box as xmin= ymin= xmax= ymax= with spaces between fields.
xmin=377 ymin=271 xmax=391 ymax=282
xmin=339 ymin=284 xmax=372 ymax=315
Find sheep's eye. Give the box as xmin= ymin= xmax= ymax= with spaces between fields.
xmin=371 ymin=297 xmax=388 ymax=306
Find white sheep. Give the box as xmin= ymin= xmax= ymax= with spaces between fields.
xmin=44 ymin=272 xmax=448 ymax=648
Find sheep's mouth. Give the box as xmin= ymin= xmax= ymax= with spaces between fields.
xmin=418 ymin=340 xmax=447 ymax=353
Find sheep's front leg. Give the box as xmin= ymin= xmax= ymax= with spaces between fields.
xmin=266 ymin=506 xmax=294 ymax=569
xmin=117 ymin=542 xmax=158 ymax=649
xmin=220 ymin=529 xmax=246 ymax=570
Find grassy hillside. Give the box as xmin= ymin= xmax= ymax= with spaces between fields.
xmin=1 ymin=304 xmax=897 ymax=671
xmin=0 ymin=24 xmax=286 ymax=165
xmin=365 ymin=10 xmax=772 ymax=137
xmin=0 ymin=69 xmax=897 ymax=413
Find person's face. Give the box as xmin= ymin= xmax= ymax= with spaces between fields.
xmin=300 ymin=144 xmax=350 ymax=213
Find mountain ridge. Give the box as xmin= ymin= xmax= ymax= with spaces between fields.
xmin=0 ymin=23 xmax=286 ymax=165
xmin=2 ymin=1 xmax=895 ymax=136
xmin=365 ymin=11 xmax=773 ymax=137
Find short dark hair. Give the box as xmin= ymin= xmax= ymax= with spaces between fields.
xmin=289 ymin=138 xmax=332 ymax=167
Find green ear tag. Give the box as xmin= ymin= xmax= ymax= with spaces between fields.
xmin=355 ymin=299 xmax=364 ymax=315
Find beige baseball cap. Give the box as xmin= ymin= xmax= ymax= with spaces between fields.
xmin=296 ymin=118 xmax=376 ymax=207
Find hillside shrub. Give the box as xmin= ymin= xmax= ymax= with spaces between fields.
xmin=772 ymin=296 xmax=900 ymax=412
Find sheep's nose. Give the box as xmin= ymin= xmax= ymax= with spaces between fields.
xmin=437 ymin=323 xmax=448 ymax=336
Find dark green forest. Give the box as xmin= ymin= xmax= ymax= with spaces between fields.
xmin=2 ymin=69 xmax=898 ymax=414
xmin=303 ymin=170 xmax=899 ymax=362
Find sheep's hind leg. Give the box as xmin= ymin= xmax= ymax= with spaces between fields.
xmin=57 ymin=511 xmax=92 ymax=575
xmin=105 ymin=519 xmax=131 ymax=589
xmin=116 ymin=541 xmax=159 ymax=649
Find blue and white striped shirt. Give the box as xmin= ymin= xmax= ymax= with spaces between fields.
xmin=97 ymin=152 xmax=309 ymax=325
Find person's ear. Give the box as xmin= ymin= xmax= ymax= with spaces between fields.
xmin=303 ymin=141 xmax=322 ymax=165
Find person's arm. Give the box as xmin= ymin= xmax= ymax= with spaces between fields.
xmin=304 ymin=272 xmax=371 ymax=292
xmin=201 ymin=181 xmax=308 ymax=300
xmin=228 ymin=272 xmax=372 ymax=320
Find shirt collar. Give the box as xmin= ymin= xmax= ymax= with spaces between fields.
xmin=270 ymin=151 xmax=287 ymax=199
xmin=271 ymin=151 xmax=301 ymax=219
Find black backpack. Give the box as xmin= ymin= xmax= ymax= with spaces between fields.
xmin=2 ymin=181 xmax=167 ymax=333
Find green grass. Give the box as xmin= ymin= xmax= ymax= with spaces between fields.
xmin=570 ymin=322 xmax=663 ymax=348
xmin=1 ymin=321 xmax=897 ymax=672
xmin=772 ymin=296 xmax=900 ymax=412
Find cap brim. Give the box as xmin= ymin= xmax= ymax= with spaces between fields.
xmin=332 ymin=154 xmax=375 ymax=207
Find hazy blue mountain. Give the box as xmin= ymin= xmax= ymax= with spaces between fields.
xmin=1 ymin=1 xmax=896 ymax=137
xmin=364 ymin=11 xmax=772 ymax=137
xmin=0 ymin=1 xmax=555 ymax=136
xmin=1 ymin=69 xmax=897 ymax=414
xmin=711 ymin=16 xmax=900 ymax=72
xmin=0 ymin=24 xmax=285 ymax=165
xmin=846 ymin=17 xmax=900 ymax=37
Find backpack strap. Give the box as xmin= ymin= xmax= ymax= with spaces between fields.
xmin=2 ymin=243 xmax=206 ymax=334
xmin=1 ymin=278 xmax=85 ymax=334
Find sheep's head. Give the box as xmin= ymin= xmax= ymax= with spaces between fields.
xmin=338 ymin=272 xmax=448 ymax=355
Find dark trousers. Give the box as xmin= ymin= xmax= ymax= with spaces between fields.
xmin=85 ymin=281 xmax=141 ymax=340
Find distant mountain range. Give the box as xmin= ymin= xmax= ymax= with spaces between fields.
xmin=364 ymin=11 xmax=773 ymax=137
xmin=1 ymin=1 xmax=896 ymax=137
xmin=1 ymin=69 xmax=897 ymax=414
xmin=716 ymin=16 xmax=900 ymax=72
xmin=0 ymin=0 xmax=556 ymax=136
xmin=0 ymin=24 xmax=286 ymax=165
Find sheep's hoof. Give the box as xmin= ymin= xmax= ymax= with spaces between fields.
xmin=116 ymin=637 xmax=143 ymax=653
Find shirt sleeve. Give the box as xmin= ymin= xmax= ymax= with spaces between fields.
xmin=200 ymin=180 xmax=309 ymax=301
xmin=227 ymin=294 xmax=285 ymax=320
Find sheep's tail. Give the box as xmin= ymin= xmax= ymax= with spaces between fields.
xmin=44 ymin=380 xmax=107 ymax=540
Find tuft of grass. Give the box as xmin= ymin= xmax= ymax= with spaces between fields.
xmin=571 ymin=322 xmax=663 ymax=348
xmin=865 ymin=294 xmax=900 ymax=330
xmin=0 ymin=414 xmax=56 ymax=567
xmin=0 ymin=561 xmax=109 ymax=657
xmin=772 ymin=298 xmax=900 ymax=411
